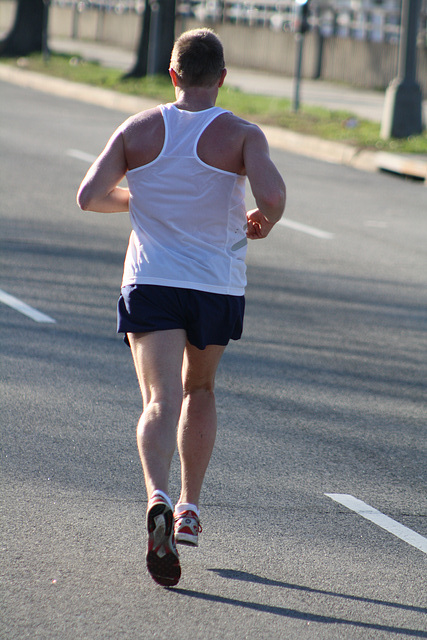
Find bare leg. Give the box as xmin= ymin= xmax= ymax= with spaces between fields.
xmin=128 ymin=329 xmax=187 ymax=500
xmin=177 ymin=342 xmax=226 ymax=508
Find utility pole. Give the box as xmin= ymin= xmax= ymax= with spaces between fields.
xmin=42 ymin=0 xmax=50 ymax=62
xmin=147 ymin=0 xmax=160 ymax=75
xmin=380 ymin=0 xmax=423 ymax=139
xmin=293 ymin=0 xmax=310 ymax=112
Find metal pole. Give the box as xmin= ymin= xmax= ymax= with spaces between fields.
xmin=380 ymin=0 xmax=423 ymax=139
xmin=397 ymin=0 xmax=419 ymax=82
xmin=147 ymin=0 xmax=160 ymax=75
xmin=42 ymin=0 xmax=50 ymax=62
xmin=72 ymin=2 xmax=79 ymax=39
xmin=293 ymin=33 xmax=304 ymax=112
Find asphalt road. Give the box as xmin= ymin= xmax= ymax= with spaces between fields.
xmin=1 ymin=81 xmax=426 ymax=639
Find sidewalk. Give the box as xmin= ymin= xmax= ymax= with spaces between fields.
xmin=3 ymin=37 xmax=426 ymax=181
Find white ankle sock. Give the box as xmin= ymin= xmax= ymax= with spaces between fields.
xmin=148 ymin=490 xmax=173 ymax=511
xmin=175 ymin=502 xmax=199 ymax=517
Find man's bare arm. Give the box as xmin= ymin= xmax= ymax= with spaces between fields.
xmin=77 ymin=127 xmax=129 ymax=213
xmin=243 ymin=124 xmax=286 ymax=239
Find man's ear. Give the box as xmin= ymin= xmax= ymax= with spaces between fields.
xmin=169 ymin=68 xmax=179 ymax=87
xmin=218 ymin=68 xmax=227 ymax=88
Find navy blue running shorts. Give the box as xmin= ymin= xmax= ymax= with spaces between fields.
xmin=117 ymin=284 xmax=245 ymax=350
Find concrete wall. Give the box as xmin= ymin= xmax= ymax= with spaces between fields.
xmin=0 ymin=0 xmax=15 ymax=35
xmin=0 ymin=2 xmax=425 ymax=93
xmin=0 ymin=3 xmax=141 ymax=49
xmin=320 ymin=37 xmax=400 ymax=89
xmin=48 ymin=6 xmax=141 ymax=50
xmin=181 ymin=20 xmax=426 ymax=93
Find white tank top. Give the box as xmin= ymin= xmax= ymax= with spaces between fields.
xmin=122 ymin=103 xmax=247 ymax=296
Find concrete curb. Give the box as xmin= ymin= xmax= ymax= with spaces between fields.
xmin=261 ymin=125 xmax=379 ymax=173
xmin=374 ymin=151 xmax=427 ymax=181
xmin=0 ymin=64 xmax=158 ymax=113
xmin=1 ymin=63 xmax=426 ymax=183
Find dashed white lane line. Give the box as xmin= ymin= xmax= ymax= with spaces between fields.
xmin=278 ymin=217 xmax=334 ymax=239
xmin=0 ymin=288 xmax=56 ymax=324
xmin=67 ymin=149 xmax=97 ymax=163
xmin=326 ymin=494 xmax=427 ymax=554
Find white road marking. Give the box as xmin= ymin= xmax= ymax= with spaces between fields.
xmin=279 ymin=217 xmax=334 ymax=239
xmin=326 ymin=493 xmax=427 ymax=554
xmin=0 ymin=288 xmax=56 ymax=323
xmin=67 ymin=149 xmax=97 ymax=163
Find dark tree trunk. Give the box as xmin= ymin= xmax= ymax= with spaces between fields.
xmin=155 ymin=0 xmax=175 ymax=74
xmin=124 ymin=0 xmax=151 ymax=78
xmin=125 ymin=0 xmax=175 ymax=78
xmin=0 ymin=0 xmax=49 ymax=58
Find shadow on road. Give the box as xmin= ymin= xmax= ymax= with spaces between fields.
xmin=173 ymin=572 xmax=427 ymax=636
xmin=208 ymin=568 xmax=427 ymax=614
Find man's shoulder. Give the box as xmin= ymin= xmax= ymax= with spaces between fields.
xmin=120 ymin=107 xmax=164 ymax=147
xmin=215 ymin=111 xmax=263 ymax=139
xmin=122 ymin=106 xmax=163 ymax=131
xmin=121 ymin=106 xmax=165 ymax=156
xmin=219 ymin=111 xmax=258 ymax=128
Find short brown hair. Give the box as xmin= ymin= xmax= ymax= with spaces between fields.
xmin=170 ymin=29 xmax=225 ymax=88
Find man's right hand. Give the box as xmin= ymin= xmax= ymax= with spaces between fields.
xmin=246 ymin=208 xmax=276 ymax=240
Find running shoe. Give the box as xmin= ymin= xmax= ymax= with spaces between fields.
xmin=174 ymin=510 xmax=202 ymax=547
xmin=146 ymin=498 xmax=181 ymax=587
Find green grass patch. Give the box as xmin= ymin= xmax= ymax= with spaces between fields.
xmin=4 ymin=52 xmax=427 ymax=154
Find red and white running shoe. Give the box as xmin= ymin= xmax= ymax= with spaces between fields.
xmin=174 ymin=510 xmax=202 ymax=547
xmin=146 ymin=498 xmax=181 ymax=587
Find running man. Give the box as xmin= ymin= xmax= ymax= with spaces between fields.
xmin=77 ymin=28 xmax=286 ymax=587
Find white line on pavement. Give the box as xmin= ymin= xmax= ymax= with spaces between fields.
xmin=0 ymin=288 xmax=56 ymax=324
xmin=279 ymin=218 xmax=334 ymax=239
xmin=326 ymin=493 xmax=427 ymax=554
xmin=67 ymin=149 xmax=97 ymax=163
